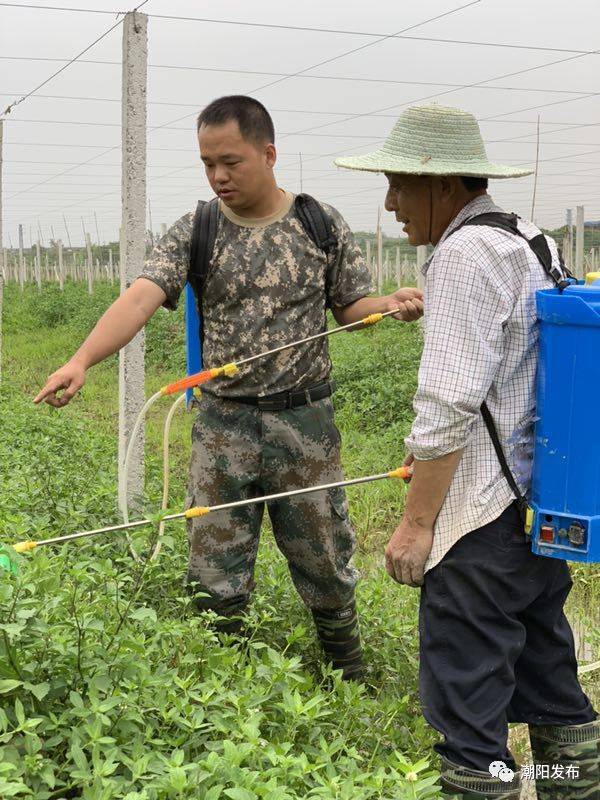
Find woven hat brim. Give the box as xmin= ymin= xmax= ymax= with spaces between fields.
xmin=334 ymin=150 xmax=533 ymax=179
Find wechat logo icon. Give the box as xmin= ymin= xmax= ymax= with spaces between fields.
xmin=489 ymin=761 xmax=515 ymax=783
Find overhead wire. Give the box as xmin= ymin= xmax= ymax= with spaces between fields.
xmin=1 ymin=0 xmax=150 ymax=119
xmin=277 ymin=46 xmax=600 ymax=143
xmin=138 ymin=0 xmax=483 ymax=137
xmin=2 ymin=0 xmax=484 ymax=209
xmin=1 ymin=2 xmax=598 ymax=57
xmin=4 ymin=2 xmax=599 ymax=229
xmin=1 ymin=56 xmax=598 ymax=98
xmin=6 ymin=117 xmax=600 ymax=149
xmin=217 ymin=1 xmax=483 ymax=99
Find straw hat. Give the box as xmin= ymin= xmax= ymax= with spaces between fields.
xmin=334 ymin=103 xmax=533 ymax=179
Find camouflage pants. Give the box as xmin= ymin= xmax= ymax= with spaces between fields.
xmin=185 ymin=393 xmax=359 ymax=611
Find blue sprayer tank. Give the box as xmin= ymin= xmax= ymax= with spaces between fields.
xmin=529 ymin=273 xmax=600 ymax=562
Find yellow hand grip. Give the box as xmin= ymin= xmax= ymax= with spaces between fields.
xmin=185 ymin=506 xmax=210 ymax=519
xmin=361 ymin=313 xmax=383 ymax=326
xmin=388 ymin=466 xmax=412 ymax=480
xmin=209 ymin=363 xmax=239 ymax=379
xmin=13 ymin=541 xmax=38 ymax=553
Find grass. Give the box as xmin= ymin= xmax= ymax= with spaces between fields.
xmin=0 ymin=280 xmax=597 ymax=799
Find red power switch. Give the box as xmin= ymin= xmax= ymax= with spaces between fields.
xmin=540 ymin=526 xmax=555 ymax=543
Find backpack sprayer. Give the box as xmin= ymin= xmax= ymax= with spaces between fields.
xmin=526 ymin=271 xmax=600 ymax=563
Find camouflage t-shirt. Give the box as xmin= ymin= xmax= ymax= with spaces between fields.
xmin=138 ymin=189 xmax=372 ymax=397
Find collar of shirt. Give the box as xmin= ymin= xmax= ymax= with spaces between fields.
xmin=421 ymin=193 xmax=502 ymax=277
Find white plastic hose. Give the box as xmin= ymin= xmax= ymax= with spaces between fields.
xmin=153 ymin=392 xmax=186 ymax=561
xmin=120 ymin=390 xmax=162 ymax=560
xmin=121 ymin=391 xmax=186 ymax=561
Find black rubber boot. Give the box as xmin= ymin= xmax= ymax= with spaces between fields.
xmin=439 ymin=756 xmax=521 ymax=799
xmin=311 ymin=601 xmax=364 ymax=681
xmin=528 ymin=718 xmax=600 ymax=800
xmin=189 ymin=589 xmax=250 ymax=637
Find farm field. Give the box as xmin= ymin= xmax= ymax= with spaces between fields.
xmin=0 ymin=281 xmax=598 ymax=799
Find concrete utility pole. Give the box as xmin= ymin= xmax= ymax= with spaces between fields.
xmin=0 ymin=120 xmax=3 ymax=381
xmin=62 ymin=214 xmax=72 ymax=249
xmin=57 ymin=239 xmax=64 ymax=291
xmin=85 ymin=232 xmax=93 ymax=294
xmin=18 ymin=224 xmax=24 ymax=290
xmin=376 ymin=208 xmax=383 ymax=294
xmin=160 ymin=222 xmax=167 ymax=237
xmin=108 ymin=247 xmax=114 ymax=283
xmin=35 ymin=240 xmax=42 ymax=289
xmin=147 ymin=198 xmax=154 ymax=245
xmin=575 ymin=205 xmax=584 ymax=280
xmin=118 ymin=10 xmax=148 ymax=517
xmin=94 ymin=210 xmax=101 ymax=245
xmin=566 ymin=208 xmax=573 ymax=271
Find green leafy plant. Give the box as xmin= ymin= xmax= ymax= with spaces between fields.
xmin=1 ymin=280 xmax=596 ymax=798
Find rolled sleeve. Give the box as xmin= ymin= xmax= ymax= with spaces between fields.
xmin=322 ymin=204 xmax=373 ymax=308
xmin=405 ymin=240 xmax=513 ymax=460
xmin=136 ymin=211 xmax=193 ymax=310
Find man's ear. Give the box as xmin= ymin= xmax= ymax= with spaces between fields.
xmin=438 ymin=175 xmax=456 ymax=200
xmin=265 ymin=143 xmax=277 ymax=169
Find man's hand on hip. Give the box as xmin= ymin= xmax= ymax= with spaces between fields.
xmin=385 ymin=515 xmax=434 ymax=588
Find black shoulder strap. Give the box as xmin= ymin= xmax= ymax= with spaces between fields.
xmin=449 ymin=211 xmax=572 ymax=290
xmin=294 ymin=193 xmax=338 ymax=256
xmin=452 ymin=211 xmax=519 ymax=238
xmin=189 ymin=197 xmax=220 ymax=297
xmin=481 ymin=401 xmax=528 ymax=522
xmin=446 ymin=211 xmax=572 ymax=523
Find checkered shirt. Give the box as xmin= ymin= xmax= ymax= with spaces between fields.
xmin=405 ymin=194 xmax=561 ymax=573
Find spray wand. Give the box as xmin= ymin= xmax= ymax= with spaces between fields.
xmin=13 ymin=467 xmax=412 ymax=554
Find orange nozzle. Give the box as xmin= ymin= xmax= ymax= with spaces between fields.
xmin=160 ymin=363 xmax=239 ymax=396
xmin=160 ymin=368 xmax=217 ymax=396
xmin=388 ymin=466 xmax=413 ymax=480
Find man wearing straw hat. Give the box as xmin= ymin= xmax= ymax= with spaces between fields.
xmin=336 ymin=104 xmax=598 ymax=800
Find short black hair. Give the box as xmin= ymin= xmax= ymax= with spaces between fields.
xmin=459 ymin=176 xmax=488 ymax=192
xmin=197 ymin=95 xmax=275 ymax=146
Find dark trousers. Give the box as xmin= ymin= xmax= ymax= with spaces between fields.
xmin=419 ymin=501 xmax=596 ymax=772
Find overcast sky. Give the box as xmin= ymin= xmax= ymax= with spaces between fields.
xmin=2 ymin=0 xmax=599 ymax=247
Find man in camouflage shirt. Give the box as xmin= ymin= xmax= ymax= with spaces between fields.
xmin=35 ymin=95 xmax=423 ymax=679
